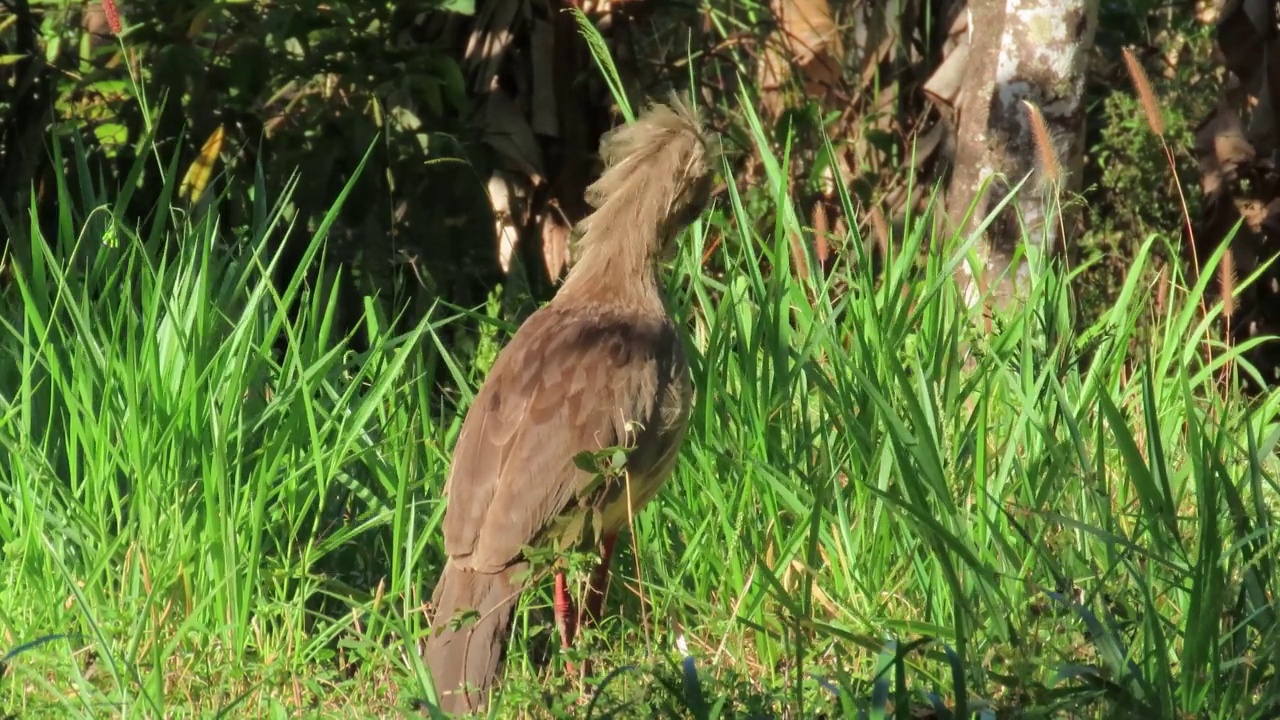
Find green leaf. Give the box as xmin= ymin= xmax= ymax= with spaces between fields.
xmin=437 ymin=0 xmax=475 ymax=16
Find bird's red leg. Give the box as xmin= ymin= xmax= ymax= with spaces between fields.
xmin=553 ymin=535 xmax=617 ymax=683
xmin=583 ymin=533 xmax=618 ymax=624
xmin=554 ymin=571 xmax=577 ymax=648
xmin=573 ymin=533 xmax=618 ymax=683
xmin=554 ymin=571 xmax=580 ymax=676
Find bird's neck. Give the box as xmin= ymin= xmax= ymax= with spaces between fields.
xmin=556 ymin=235 xmax=666 ymax=313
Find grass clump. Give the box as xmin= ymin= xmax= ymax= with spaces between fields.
xmin=0 ymin=140 xmax=448 ymax=717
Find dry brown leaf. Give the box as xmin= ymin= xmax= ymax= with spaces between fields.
xmin=1194 ymin=102 xmax=1254 ymax=196
xmin=479 ymin=89 xmax=545 ymax=182
xmin=923 ymin=10 xmax=971 ymax=118
xmin=530 ymin=18 xmax=559 ymax=138
xmin=1197 ymin=0 xmax=1223 ymax=24
xmin=757 ymin=0 xmax=842 ymax=116
xmin=1263 ymin=196 xmax=1280 ymax=237
xmin=774 ymin=0 xmax=838 ymax=67
xmin=464 ymin=0 xmax=523 ymax=93
xmin=540 ymin=210 xmax=571 ymax=282
xmin=756 ymin=46 xmax=788 ymax=118
xmin=179 ymin=123 xmax=225 ymax=203
xmin=868 ymin=204 xmax=889 ymax=261
xmin=487 ymin=170 xmax=530 ymax=275
xmin=922 ymin=41 xmax=969 ymax=111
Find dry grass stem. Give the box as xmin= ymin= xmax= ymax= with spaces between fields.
xmin=1122 ymin=46 xmax=1165 ymax=138
xmin=1022 ymin=99 xmax=1062 ymax=188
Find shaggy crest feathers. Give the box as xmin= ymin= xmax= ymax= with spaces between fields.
xmin=575 ymin=97 xmax=716 ymax=250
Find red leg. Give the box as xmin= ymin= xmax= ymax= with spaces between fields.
xmin=554 ymin=571 xmax=580 ymax=676
xmin=552 ymin=536 xmax=617 ymax=682
xmin=583 ymin=533 xmax=618 ymax=626
xmin=554 ymin=571 xmax=577 ymax=649
xmin=569 ymin=534 xmax=618 ymax=684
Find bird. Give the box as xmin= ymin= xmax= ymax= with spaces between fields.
xmin=422 ymin=97 xmax=716 ymax=715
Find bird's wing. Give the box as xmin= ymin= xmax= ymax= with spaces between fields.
xmin=441 ymin=306 xmax=668 ymax=573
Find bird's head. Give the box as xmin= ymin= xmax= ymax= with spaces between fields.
xmin=582 ymin=97 xmax=719 ymax=261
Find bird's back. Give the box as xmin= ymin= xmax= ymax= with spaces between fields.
xmin=442 ymin=299 xmax=691 ymax=572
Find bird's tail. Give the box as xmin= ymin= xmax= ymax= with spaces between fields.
xmin=423 ymin=560 xmax=526 ymax=715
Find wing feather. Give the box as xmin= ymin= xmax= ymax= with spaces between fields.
xmin=441 ymin=305 xmax=680 ymax=573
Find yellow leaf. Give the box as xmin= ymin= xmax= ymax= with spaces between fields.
xmin=186 ymin=6 xmax=214 ymax=40
xmin=180 ymin=123 xmax=224 ymax=202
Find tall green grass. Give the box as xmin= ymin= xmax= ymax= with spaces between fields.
xmin=2 ymin=93 xmax=1280 ymax=719
xmin=0 ymin=137 xmax=452 ymax=717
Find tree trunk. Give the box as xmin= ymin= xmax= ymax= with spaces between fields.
xmin=944 ymin=0 xmax=1099 ymax=309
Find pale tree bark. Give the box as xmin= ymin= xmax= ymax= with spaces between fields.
xmin=941 ymin=0 xmax=1100 ymax=309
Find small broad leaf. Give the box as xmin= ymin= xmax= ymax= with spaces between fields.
xmin=573 ymin=450 xmax=600 ymax=473
xmin=446 ymin=608 xmax=480 ymax=632
xmin=609 ymin=448 xmax=627 ymax=472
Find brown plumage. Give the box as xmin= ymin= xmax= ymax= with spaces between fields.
xmin=423 ymin=98 xmax=715 ymax=715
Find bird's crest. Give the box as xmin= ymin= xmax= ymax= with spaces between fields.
xmin=576 ymin=96 xmax=716 ymax=251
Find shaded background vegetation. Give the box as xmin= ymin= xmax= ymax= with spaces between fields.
xmin=2 ymin=0 xmax=1256 ymax=350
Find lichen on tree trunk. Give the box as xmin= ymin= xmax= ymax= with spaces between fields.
xmin=944 ymin=0 xmax=1099 ymax=309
